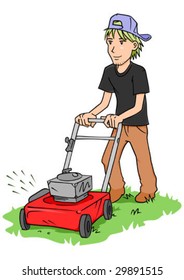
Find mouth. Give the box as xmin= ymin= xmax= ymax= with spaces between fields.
xmin=113 ymin=56 xmax=122 ymax=60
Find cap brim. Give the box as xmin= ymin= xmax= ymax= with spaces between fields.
xmin=139 ymin=34 xmax=152 ymax=41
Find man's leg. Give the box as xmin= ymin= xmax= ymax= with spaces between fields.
xmin=102 ymin=127 xmax=127 ymax=202
xmin=129 ymin=126 xmax=157 ymax=202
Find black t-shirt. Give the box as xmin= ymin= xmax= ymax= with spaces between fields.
xmin=98 ymin=62 xmax=150 ymax=125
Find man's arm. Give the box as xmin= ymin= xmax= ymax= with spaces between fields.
xmin=104 ymin=94 xmax=145 ymax=128
xmin=75 ymin=92 xmax=112 ymax=127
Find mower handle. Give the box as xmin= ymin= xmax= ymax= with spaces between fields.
xmin=63 ymin=117 xmax=122 ymax=192
xmin=88 ymin=118 xmax=104 ymax=123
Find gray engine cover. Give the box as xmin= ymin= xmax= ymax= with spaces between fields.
xmin=48 ymin=172 xmax=93 ymax=202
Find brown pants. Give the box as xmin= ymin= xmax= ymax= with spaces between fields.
xmin=102 ymin=125 xmax=157 ymax=194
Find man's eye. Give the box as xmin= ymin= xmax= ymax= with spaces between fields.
xmin=108 ymin=40 xmax=113 ymax=45
xmin=120 ymin=40 xmax=123 ymax=45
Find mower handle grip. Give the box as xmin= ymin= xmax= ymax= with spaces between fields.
xmin=88 ymin=117 xmax=104 ymax=123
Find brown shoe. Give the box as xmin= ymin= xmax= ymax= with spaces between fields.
xmin=110 ymin=189 xmax=125 ymax=203
xmin=135 ymin=192 xmax=155 ymax=203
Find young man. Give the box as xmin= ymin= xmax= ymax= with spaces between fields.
xmin=75 ymin=14 xmax=157 ymax=203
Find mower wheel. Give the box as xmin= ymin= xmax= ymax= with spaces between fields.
xmin=104 ymin=200 xmax=112 ymax=220
xmin=20 ymin=209 xmax=30 ymax=230
xmin=79 ymin=214 xmax=92 ymax=238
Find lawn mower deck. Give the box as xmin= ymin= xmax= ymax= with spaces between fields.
xmin=20 ymin=189 xmax=111 ymax=238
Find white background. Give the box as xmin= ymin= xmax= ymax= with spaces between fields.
xmin=0 ymin=0 xmax=184 ymax=279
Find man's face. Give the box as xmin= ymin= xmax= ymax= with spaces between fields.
xmin=106 ymin=30 xmax=138 ymax=66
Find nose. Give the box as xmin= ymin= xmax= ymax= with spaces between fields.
xmin=111 ymin=45 xmax=115 ymax=53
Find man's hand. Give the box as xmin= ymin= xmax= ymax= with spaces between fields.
xmin=75 ymin=112 xmax=97 ymax=127
xmin=103 ymin=114 xmax=123 ymax=128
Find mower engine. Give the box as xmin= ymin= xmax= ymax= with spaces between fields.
xmin=48 ymin=172 xmax=93 ymax=202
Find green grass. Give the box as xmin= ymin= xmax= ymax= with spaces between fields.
xmin=3 ymin=187 xmax=182 ymax=245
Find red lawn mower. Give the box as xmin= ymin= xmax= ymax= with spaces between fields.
xmin=19 ymin=119 xmax=122 ymax=238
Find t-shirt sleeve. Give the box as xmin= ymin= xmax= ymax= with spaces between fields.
xmin=133 ymin=67 xmax=150 ymax=94
xmin=98 ymin=67 xmax=114 ymax=93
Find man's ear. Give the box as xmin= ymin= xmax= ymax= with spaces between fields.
xmin=132 ymin=41 xmax=139 ymax=50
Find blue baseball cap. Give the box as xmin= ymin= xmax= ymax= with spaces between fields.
xmin=106 ymin=14 xmax=152 ymax=41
